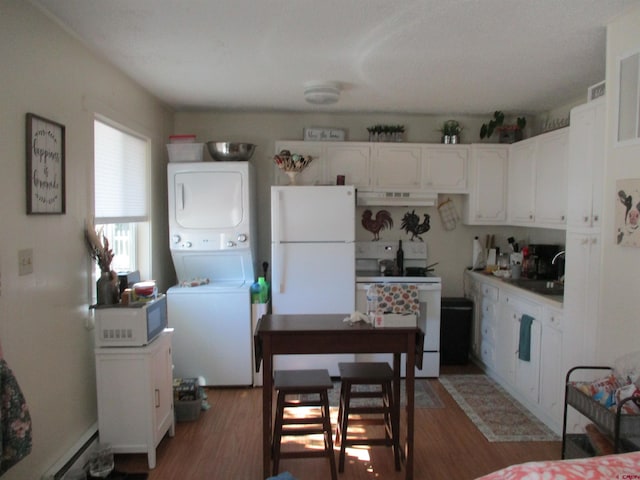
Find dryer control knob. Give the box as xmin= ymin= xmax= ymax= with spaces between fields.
xmin=237 ymin=234 xmax=247 ymax=243
xmin=172 ymin=235 xmax=181 ymax=244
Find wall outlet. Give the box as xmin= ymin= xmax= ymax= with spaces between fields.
xmin=18 ymin=248 xmax=33 ymax=276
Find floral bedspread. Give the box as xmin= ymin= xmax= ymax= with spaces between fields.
xmin=1 ymin=358 xmax=32 ymax=475
xmin=476 ymin=452 xmax=640 ymax=480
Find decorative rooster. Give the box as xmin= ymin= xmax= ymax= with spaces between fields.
xmin=362 ymin=209 xmax=393 ymax=241
xmin=401 ymin=210 xmax=431 ymax=241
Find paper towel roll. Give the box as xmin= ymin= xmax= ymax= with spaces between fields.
xmin=472 ymin=237 xmax=484 ymax=270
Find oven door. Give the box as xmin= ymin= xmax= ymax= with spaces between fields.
xmin=355 ymin=282 xmax=441 ymax=377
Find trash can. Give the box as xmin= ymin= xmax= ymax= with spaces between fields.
xmin=440 ymin=297 xmax=473 ymax=365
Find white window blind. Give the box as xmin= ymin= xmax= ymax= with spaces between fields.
xmin=94 ymin=119 xmax=148 ymax=223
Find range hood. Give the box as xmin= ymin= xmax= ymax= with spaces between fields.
xmin=356 ymin=189 xmax=438 ymax=207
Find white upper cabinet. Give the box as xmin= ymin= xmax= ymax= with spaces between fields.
xmin=534 ymin=129 xmax=569 ymax=227
xmin=274 ymin=141 xmax=468 ymax=192
xmin=463 ymin=145 xmax=509 ymax=225
xmin=508 ymin=139 xmax=536 ymax=224
xmin=567 ymin=99 xmax=605 ymax=231
xmin=371 ymin=144 xmax=422 ymax=189
xmin=507 ymin=128 xmax=569 ymax=229
xmin=422 ymin=145 xmax=469 ymax=192
xmin=325 ymin=143 xmax=371 ymax=187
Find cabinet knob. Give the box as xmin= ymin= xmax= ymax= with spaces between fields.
xmin=593 ymin=215 xmax=599 ymax=222
xmin=584 ymin=216 xmax=589 ymax=223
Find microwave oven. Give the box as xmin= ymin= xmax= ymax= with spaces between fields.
xmin=94 ymin=295 xmax=167 ymax=347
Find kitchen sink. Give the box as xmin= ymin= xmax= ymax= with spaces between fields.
xmin=503 ymin=278 xmax=564 ymax=296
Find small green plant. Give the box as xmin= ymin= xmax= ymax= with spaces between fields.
xmin=479 ymin=111 xmax=526 ymax=139
xmin=440 ymin=119 xmax=462 ymax=136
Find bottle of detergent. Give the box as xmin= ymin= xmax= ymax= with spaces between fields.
xmin=251 ymin=276 xmax=269 ymax=304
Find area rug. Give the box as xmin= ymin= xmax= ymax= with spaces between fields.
xmin=300 ymin=379 xmax=444 ymax=409
xmin=439 ymin=374 xmax=559 ymax=442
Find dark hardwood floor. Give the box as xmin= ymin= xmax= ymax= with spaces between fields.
xmin=115 ymin=364 xmax=561 ymax=479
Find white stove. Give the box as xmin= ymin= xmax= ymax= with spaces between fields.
xmin=355 ymin=241 xmax=442 ymax=377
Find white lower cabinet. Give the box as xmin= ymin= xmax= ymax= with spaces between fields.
xmin=95 ymin=330 xmax=175 ymax=469
xmin=465 ymin=272 xmax=564 ymax=434
xmin=540 ymin=308 xmax=564 ymax=428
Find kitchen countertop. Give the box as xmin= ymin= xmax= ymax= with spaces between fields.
xmin=467 ymin=270 xmax=563 ymax=309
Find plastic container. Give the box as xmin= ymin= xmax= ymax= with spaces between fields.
xmin=251 ymin=277 xmax=269 ymax=304
xmin=167 ymin=143 xmax=204 ymax=162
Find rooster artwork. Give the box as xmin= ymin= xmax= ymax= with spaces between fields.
xmin=362 ymin=209 xmax=393 ymax=241
xmin=401 ymin=210 xmax=431 ymax=241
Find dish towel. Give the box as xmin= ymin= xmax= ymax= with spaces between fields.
xmin=518 ymin=314 xmax=534 ymax=362
xmin=366 ymin=284 xmax=419 ymax=314
xmin=437 ymin=198 xmax=460 ymax=231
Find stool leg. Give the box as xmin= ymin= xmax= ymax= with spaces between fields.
xmin=338 ymin=381 xmax=352 ymax=473
xmin=321 ymin=390 xmax=338 ymax=480
xmin=335 ymin=380 xmax=346 ymax=445
xmin=272 ymin=390 xmax=285 ymax=476
xmin=386 ymin=382 xmax=401 ymax=471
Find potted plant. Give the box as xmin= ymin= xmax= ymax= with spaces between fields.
xmin=479 ymin=111 xmax=526 ymax=143
xmin=439 ymin=119 xmax=462 ymax=144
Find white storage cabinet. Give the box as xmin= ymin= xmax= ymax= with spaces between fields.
xmin=95 ymin=330 xmax=175 ymax=469
xmin=463 ymin=145 xmax=509 ymax=225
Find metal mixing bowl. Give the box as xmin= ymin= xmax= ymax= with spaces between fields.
xmin=206 ymin=142 xmax=256 ymax=161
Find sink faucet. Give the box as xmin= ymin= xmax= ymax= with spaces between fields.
xmin=551 ymin=250 xmax=565 ymax=264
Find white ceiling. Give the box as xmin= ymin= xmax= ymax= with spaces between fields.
xmin=31 ymin=0 xmax=638 ymax=115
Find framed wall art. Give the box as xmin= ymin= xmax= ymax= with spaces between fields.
xmin=26 ymin=113 xmax=66 ymax=214
xmin=616 ymin=178 xmax=640 ymax=247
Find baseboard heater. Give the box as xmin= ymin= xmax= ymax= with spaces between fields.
xmin=41 ymin=423 xmax=98 ymax=480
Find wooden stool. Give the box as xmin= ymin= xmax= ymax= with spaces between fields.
xmin=335 ymin=362 xmax=401 ymax=472
xmin=272 ymin=369 xmax=337 ymax=480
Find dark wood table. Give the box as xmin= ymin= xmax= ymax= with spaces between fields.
xmin=254 ymin=314 xmax=424 ymax=480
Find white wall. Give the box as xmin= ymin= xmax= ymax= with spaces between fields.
xmin=175 ymin=112 xmax=566 ymax=297
xmin=599 ymin=5 xmax=640 ymax=364
xmin=0 ymin=1 xmax=173 ymax=477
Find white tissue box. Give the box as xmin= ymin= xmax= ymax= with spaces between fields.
xmin=372 ymin=313 xmax=417 ymax=328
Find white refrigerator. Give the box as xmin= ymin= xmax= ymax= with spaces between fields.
xmin=271 ymin=185 xmax=356 ymax=375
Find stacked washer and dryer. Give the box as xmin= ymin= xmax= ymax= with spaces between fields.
xmin=166 ymin=160 xmax=257 ymax=386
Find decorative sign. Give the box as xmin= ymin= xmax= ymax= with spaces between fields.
xmin=26 ymin=113 xmax=65 ymax=214
xmin=303 ymin=127 xmax=346 ymax=141
xmin=616 ymin=178 xmax=640 ymax=247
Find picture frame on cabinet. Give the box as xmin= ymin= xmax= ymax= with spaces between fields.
xmin=303 ymin=127 xmax=346 ymax=141
xmin=616 ymin=178 xmax=640 ymax=247
xmin=25 ymin=113 xmax=66 ymax=214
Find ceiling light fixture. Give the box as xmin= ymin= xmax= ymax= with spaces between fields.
xmin=304 ymin=81 xmax=341 ymax=105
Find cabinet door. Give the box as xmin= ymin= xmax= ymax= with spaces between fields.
xmin=508 ymin=140 xmax=536 ymax=224
xmin=540 ymin=314 xmax=563 ymax=428
xmin=152 ymin=336 xmax=174 ymax=442
xmin=464 ymin=145 xmax=508 ymax=224
xmin=274 ymin=141 xmax=325 ymax=185
xmin=535 ymin=129 xmax=569 ymax=227
xmin=371 ymin=144 xmax=421 ymax=189
xmin=422 ymin=145 xmax=468 ymax=192
xmin=563 ymin=232 xmax=601 ymax=367
xmin=568 ymin=100 xmax=605 ymax=230
xmin=326 ymin=143 xmax=370 ymax=187
xmin=515 ymin=317 xmax=541 ymax=404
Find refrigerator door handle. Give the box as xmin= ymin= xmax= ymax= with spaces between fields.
xmin=273 ymin=189 xmax=283 ymax=293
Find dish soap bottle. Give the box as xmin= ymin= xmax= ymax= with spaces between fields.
xmin=396 ymin=240 xmax=404 ymax=276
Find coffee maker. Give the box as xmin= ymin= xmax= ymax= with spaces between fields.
xmin=524 ymin=244 xmax=563 ymax=280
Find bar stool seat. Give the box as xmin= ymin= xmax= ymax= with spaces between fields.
xmin=335 ymin=362 xmax=401 ymax=472
xmin=272 ymin=369 xmax=337 ymax=480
